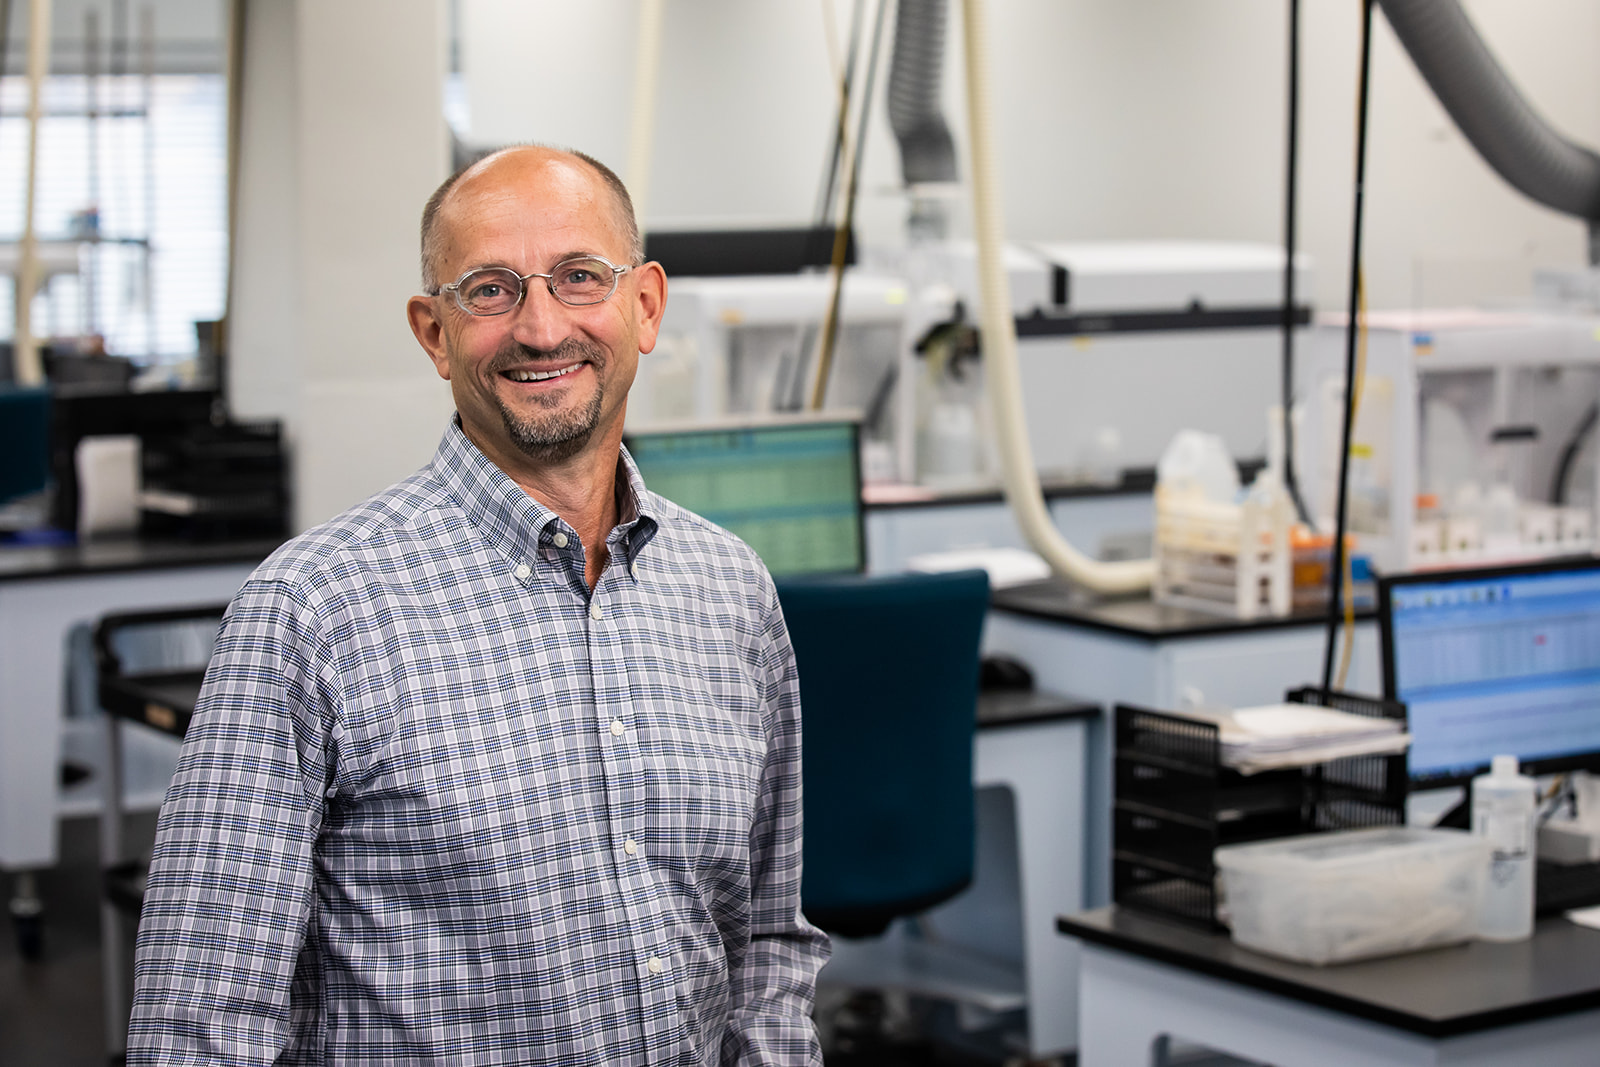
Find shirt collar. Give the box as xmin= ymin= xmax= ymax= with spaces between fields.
xmin=430 ymin=418 xmax=660 ymax=568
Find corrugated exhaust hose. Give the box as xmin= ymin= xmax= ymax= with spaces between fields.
xmin=888 ymin=0 xmax=958 ymax=185
xmin=1377 ymin=0 xmax=1600 ymax=260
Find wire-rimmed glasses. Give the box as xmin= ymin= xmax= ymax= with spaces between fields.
xmin=434 ymin=255 xmax=634 ymax=315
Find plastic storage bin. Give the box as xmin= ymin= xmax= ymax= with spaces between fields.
xmin=1215 ymin=827 xmax=1486 ymax=965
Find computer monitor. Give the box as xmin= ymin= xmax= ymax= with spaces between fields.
xmin=1379 ymin=557 xmax=1600 ymax=790
xmin=623 ymin=415 xmax=865 ymax=577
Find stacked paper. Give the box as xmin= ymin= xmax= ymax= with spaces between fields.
xmin=1183 ymin=703 xmax=1410 ymax=775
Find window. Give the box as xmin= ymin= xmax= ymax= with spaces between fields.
xmin=0 ymin=2 xmax=227 ymax=373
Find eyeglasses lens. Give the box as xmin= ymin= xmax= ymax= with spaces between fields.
xmin=551 ymin=258 xmax=618 ymax=306
xmin=458 ymin=268 xmax=522 ymax=315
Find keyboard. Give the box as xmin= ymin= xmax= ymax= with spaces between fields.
xmin=1535 ymin=859 xmax=1600 ymax=916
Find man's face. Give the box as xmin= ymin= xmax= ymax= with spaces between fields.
xmin=407 ymin=150 xmax=666 ymax=475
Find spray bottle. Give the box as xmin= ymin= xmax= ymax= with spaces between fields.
xmin=1471 ymin=754 xmax=1537 ymax=941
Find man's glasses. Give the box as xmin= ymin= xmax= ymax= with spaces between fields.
xmin=434 ymin=255 xmax=634 ymax=315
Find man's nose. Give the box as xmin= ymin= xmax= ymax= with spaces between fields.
xmin=507 ymin=282 xmax=574 ymax=351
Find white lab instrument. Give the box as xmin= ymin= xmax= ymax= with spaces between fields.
xmin=1299 ymin=309 xmax=1600 ymax=573
xmin=1539 ymin=772 xmax=1600 ymax=865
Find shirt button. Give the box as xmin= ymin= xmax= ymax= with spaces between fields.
xmin=609 ymin=718 xmax=626 ymax=738
xmin=513 ymin=563 xmax=530 ymax=580
xmin=624 ymin=837 xmax=638 ymax=856
xmin=647 ymin=956 xmax=664 ymax=975
xmin=630 ymin=562 xmax=639 ymax=579
xmin=552 ymin=531 xmax=569 ymax=548
xmin=589 ymin=602 xmax=603 ymax=621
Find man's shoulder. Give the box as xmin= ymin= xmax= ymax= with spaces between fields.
xmin=253 ymin=468 xmax=455 ymax=586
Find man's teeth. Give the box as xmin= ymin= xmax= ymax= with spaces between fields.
xmin=505 ymin=364 xmax=581 ymax=382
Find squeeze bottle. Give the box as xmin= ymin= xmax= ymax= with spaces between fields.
xmin=1471 ymin=754 xmax=1537 ymax=941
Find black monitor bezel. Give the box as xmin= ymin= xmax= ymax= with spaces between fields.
xmin=622 ymin=415 xmax=867 ymax=578
xmin=1378 ymin=553 xmax=1600 ymax=789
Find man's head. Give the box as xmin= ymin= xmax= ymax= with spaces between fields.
xmin=406 ymin=146 xmax=666 ymax=477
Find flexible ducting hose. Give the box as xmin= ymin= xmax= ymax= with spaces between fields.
xmin=1378 ymin=0 xmax=1600 ymax=258
xmin=888 ymin=0 xmax=958 ymax=184
xmin=959 ymin=0 xmax=1154 ymax=594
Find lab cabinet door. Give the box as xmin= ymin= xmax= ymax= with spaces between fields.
xmin=1155 ymin=622 xmax=1381 ymax=713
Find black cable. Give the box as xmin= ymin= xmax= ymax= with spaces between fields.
xmin=1550 ymin=401 xmax=1599 ymax=505
xmin=1322 ymin=0 xmax=1375 ymax=694
xmin=1281 ymin=0 xmax=1312 ymax=524
xmin=814 ymin=0 xmax=866 ymax=227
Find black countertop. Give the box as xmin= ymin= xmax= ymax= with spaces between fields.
xmin=991 ymin=578 xmax=1375 ymax=640
xmin=1059 ymin=905 xmax=1600 ymax=1039
xmin=0 ymin=536 xmax=281 ymax=584
xmin=976 ymin=687 xmax=1099 ymax=729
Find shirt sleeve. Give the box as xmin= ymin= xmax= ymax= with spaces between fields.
xmin=721 ymin=584 xmax=832 ymax=1066
xmin=126 ymin=576 xmax=338 ymax=1066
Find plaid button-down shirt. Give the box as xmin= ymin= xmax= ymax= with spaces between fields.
xmin=128 ymin=418 xmax=829 ymax=1066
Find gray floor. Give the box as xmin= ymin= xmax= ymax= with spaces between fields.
xmin=1 ymin=812 xmax=154 ymax=1067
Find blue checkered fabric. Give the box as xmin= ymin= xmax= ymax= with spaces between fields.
xmin=127 ymin=418 xmax=829 ymax=1066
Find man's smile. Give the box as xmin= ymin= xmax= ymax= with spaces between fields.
xmin=503 ymin=364 xmax=584 ymax=383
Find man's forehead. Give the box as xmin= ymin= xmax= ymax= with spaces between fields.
xmin=437 ymin=151 xmax=620 ymax=252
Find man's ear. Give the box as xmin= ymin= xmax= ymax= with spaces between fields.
xmin=407 ymin=294 xmax=452 ymax=380
xmin=631 ymin=262 xmax=668 ymax=355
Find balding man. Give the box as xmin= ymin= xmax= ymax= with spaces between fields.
xmin=128 ymin=145 xmax=830 ymax=1066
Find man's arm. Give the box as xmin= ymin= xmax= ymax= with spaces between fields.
xmin=127 ymin=577 xmax=336 ymax=1065
xmin=722 ymin=587 xmax=832 ymax=1066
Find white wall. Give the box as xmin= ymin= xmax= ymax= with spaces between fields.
xmin=230 ymin=0 xmax=452 ymax=529
xmin=457 ymin=0 xmax=1600 ymax=312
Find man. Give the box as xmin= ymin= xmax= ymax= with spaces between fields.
xmin=128 ymin=145 xmax=830 ymax=1065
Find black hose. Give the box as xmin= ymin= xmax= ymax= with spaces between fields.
xmin=1378 ymin=0 xmax=1600 ymax=258
xmin=887 ymin=0 xmax=958 ymax=185
xmin=1281 ymin=0 xmax=1311 ymax=525
xmin=1551 ymin=402 xmax=1600 ymax=506
xmin=1323 ymin=0 xmax=1375 ymax=694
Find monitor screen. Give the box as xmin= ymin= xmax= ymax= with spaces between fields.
xmin=624 ymin=416 xmax=864 ymax=577
xmin=1380 ymin=557 xmax=1600 ymax=788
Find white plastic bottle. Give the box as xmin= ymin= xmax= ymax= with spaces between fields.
xmin=1471 ymin=754 xmax=1537 ymax=941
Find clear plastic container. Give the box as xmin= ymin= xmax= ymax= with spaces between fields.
xmin=1215 ymin=827 xmax=1486 ymax=965
xmin=1472 ymin=754 xmax=1537 ymax=941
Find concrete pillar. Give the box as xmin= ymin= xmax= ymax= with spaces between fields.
xmin=230 ymin=0 xmax=452 ymax=531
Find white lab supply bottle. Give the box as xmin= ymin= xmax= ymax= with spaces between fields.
xmin=1471 ymin=754 xmax=1537 ymax=941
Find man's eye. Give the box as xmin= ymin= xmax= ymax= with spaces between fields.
xmin=560 ymin=269 xmax=595 ymax=286
xmin=468 ymin=282 xmax=505 ymax=300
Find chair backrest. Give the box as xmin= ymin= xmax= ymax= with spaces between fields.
xmin=775 ymin=568 xmax=990 ymax=938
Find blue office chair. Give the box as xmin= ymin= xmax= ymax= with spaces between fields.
xmin=775 ymin=568 xmax=990 ymax=939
